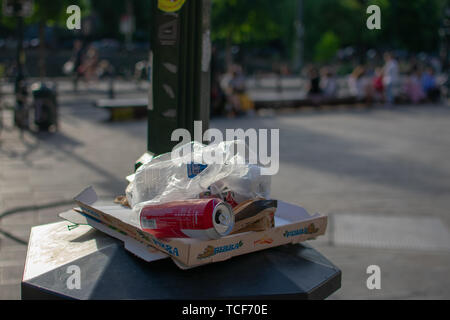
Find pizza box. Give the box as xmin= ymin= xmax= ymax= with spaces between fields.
xmin=59 ymin=186 xmax=328 ymax=269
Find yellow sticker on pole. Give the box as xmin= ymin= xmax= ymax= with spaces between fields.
xmin=158 ymin=0 xmax=186 ymax=13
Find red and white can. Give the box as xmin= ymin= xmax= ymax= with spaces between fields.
xmin=139 ymin=198 xmax=235 ymax=240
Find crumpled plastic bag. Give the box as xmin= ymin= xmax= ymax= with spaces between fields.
xmin=126 ymin=140 xmax=271 ymax=222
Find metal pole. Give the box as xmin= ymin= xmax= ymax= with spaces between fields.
xmin=293 ymin=0 xmax=303 ymax=73
xmin=148 ymin=0 xmax=211 ymax=155
xmin=125 ymin=0 xmax=134 ymax=49
xmin=15 ymin=10 xmax=25 ymax=95
xmin=13 ymin=1 xmax=28 ymax=130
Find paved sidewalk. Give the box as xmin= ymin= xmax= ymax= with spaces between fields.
xmin=0 ymin=85 xmax=147 ymax=299
xmin=1 ymin=84 xmax=449 ymax=299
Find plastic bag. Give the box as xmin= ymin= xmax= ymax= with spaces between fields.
xmin=126 ymin=140 xmax=271 ymax=218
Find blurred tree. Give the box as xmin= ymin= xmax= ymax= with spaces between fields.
xmin=90 ymin=0 xmax=152 ymax=42
xmin=90 ymin=0 xmax=124 ymax=39
xmin=1 ymin=0 xmax=446 ymax=71
xmin=314 ymin=31 xmax=340 ymax=62
xmin=211 ymin=0 xmax=294 ymax=68
xmin=25 ymin=0 xmax=90 ymax=78
xmin=211 ymin=0 xmax=446 ymax=65
xmin=303 ymin=0 xmax=446 ymax=62
xmin=303 ymin=0 xmax=363 ymax=62
xmin=29 ymin=0 xmax=71 ymax=78
xmin=382 ymin=0 xmax=445 ymax=52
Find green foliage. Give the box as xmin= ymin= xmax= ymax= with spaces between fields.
xmin=28 ymin=0 xmax=71 ymax=25
xmin=0 ymin=0 xmax=446 ymax=62
xmin=90 ymin=0 xmax=152 ymax=40
xmin=0 ymin=0 xmax=89 ymax=29
xmin=314 ymin=31 xmax=340 ymax=62
xmin=90 ymin=0 xmax=126 ymax=38
xmin=381 ymin=0 xmax=446 ymax=52
xmin=211 ymin=0 xmax=286 ymax=44
xmin=212 ymin=0 xmax=446 ymax=62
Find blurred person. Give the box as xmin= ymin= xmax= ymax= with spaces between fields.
xmin=134 ymin=60 xmax=149 ymax=87
xmin=220 ymin=65 xmax=233 ymax=95
xmin=403 ymin=66 xmax=424 ymax=104
xmin=307 ymin=66 xmax=322 ymax=105
xmin=272 ymin=62 xmax=283 ymax=93
xmin=372 ymin=67 xmax=384 ymax=103
xmin=363 ymin=69 xmax=375 ymax=104
xmin=63 ymin=40 xmax=85 ymax=91
xmin=220 ymin=65 xmax=238 ymax=117
xmin=348 ymin=65 xmax=365 ymax=101
xmin=320 ymin=67 xmax=337 ymax=98
xmin=276 ymin=63 xmax=290 ymax=93
xmin=443 ymin=73 xmax=450 ymax=100
xmin=221 ymin=65 xmax=254 ymax=117
xmin=280 ymin=63 xmax=290 ymax=76
xmin=97 ymin=60 xmax=115 ymax=79
xmin=231 ymin=65 xmax=254 ymax=115
xmin=97 ymin=60 xmax=116 ymax=99
xmin=210 ymin=46 xmax=226 ymax=117
xmin=383 ymin=52 xmax=399 ymax=105
xmin=307 ymin=66 xmax=321 ymax=95
xmin=78 ymin=45 xmax=99 ymax=83
xmin=211 ymin=73 xmax=226 ymax=117
xmin=349 ymin=65 xmax=374 ymax=104
xmin=72 ymin=40 xmax=84 ymax=91
xmin=430 ymin=57 xmax=442 ymax=74
xmin=421 ymin=66 xmax=441 ymax=103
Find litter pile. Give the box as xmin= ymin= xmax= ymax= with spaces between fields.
xmin=123 ymin=140 xmax=273 ymax=240
xmin=60 ymin=140 xmax=327 ymax=269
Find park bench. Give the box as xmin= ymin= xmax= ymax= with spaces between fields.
xmin=248 ymin=75 xmax=412 ymax=109
xmin=251 ymin=92 xmax=358 ymax=109
xmin=94 ymin=98 xmax=148 ymax=121
xmin=248 ymin=76 xmax=360 ymax=109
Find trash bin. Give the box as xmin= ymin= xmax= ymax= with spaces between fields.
xmin=31 ymin=82 xmax=58 ymax=131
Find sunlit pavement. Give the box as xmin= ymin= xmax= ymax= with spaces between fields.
xmin=1 ymin=80 xmax=449 ymax=299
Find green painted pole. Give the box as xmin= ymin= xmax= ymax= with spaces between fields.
xmin=148 ymin=0 xmax=211 ymax=156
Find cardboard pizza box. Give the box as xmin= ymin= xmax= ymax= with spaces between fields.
xmin=59 ymin=187 xmax=327 ymax=269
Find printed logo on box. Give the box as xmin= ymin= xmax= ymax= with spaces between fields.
xmin=254 ymin=236 xmax=274 ymax=246
xmin=137 ymin=229 xmax=180 ymax=257
xmin=197 ymin=241 xmax=244 ymax=260
xmin=283 ymin=223 xmax=319 ymax=238
xmin=158 ymin=0 xmax=186 ymax=13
